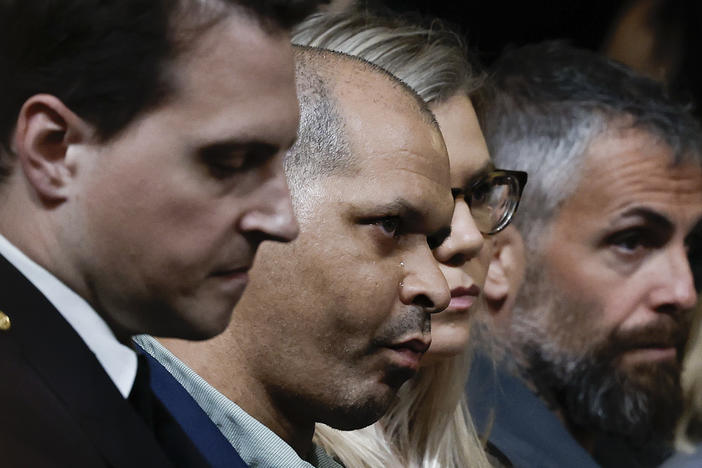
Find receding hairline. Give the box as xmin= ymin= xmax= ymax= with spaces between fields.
xmin=292 ymin=44 xmax=439 ymax=130
xmin=284 ymin=44 xmax=445 ymax=212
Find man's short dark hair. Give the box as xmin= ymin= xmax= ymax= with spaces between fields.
xmin=0 ymin=0 xmax=328 ymax=181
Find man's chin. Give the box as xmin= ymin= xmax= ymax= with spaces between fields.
xmin=563 ymin=356 xmax=683 ymax=444
xmin=617 ymin=358 xmax=682 ymax=401
xmin=318 ymin=380 xmax=403 ymax=431
xmin=145 ymin=301 xmax=236 ymax=341
xmin=526 ymin=342 xmax=683 ymax=444
xmin=321 ymin=397 xmax=396 ymax=431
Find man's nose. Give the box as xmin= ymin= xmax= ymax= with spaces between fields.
xmin=433 ymin=200 xmax=485 ymax=267
xmin=238 ymin=157 xmax=299 ymax=243
xmin=399 ymin=248 xmax=451 ymax=314
xmin=650 ymin=245 xmax=698 ymax=312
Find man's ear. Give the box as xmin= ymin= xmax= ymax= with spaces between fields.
xmin=484 ymin=225 xmax=526 ymax=319
xmin=12 ymin=94 xmax=93 ymax=202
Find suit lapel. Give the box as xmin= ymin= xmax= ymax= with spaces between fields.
xmin=137 ymin=345 xmax=249 ymax=468
xmin=0 ymin=255 xmax=175 ymax=467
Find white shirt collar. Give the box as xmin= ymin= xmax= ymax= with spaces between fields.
xmin=0 ymin=233 xmax=137 ymax=398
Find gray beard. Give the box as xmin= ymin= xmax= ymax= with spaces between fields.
xmin=523 ymin=338 xmax=682 ymax=445
xmin=507 ymin=256 xmax=685 ymax=450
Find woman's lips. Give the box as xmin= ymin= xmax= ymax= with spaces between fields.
xmin=447 ymin=284 xmax=481 ymax=312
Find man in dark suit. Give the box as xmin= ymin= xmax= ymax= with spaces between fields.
xmin=0 ymin=1 xmax=327 ymax=466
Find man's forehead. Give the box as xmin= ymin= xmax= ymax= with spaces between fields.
xmin=297 ymin=48 xmax=429 ymax=124
xmin=562 ymin=132 xmax=702 ymax=229
xmin=182 ymin=14 xmax=293 ymax=75
xmin=291 ymin=46 xmax=451 ymax=225
xmin=319 ymin=112 xmax=451 ymax=231
xmin=338 ymin=88 xmax=446 ymax=165
xmin=326 ymin=172 xmax=453 ymax=233
xmin=293 ymin=46 xmax=441 ymax=149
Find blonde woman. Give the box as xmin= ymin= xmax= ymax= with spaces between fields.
xmin=294 ymin=11 xmax=526 ymax=468
xmin=662 ymin=304 xmax=702 ymax=467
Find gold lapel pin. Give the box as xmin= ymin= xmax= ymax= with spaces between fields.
xmin=0 ymin=311 xmax=11 ymax=331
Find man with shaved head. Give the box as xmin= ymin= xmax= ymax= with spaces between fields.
xmin=136 ymin=46 xmax=454 ymax=466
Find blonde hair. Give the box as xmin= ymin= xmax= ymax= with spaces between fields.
xmin=293 ymin=10 xmax=484 ymax=106
xmin=293 ymin=10 xmax=491 ymax=468
xmin=675 ymin=303 xmax=702 ymax=452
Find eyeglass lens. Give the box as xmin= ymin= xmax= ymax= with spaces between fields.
xmin=469 ymin=175 xmax=521 ymax=234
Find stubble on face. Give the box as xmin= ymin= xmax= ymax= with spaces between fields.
xmin=215 ymin=55 xmax=452 ymax=444
xmin=503 ymin=128 xmax=702 ymax=454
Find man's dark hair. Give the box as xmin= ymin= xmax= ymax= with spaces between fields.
xmin=484 ymin=40 xmax=702 ymax=246
xmin=0 ymin=0 xmax=328 ymax=181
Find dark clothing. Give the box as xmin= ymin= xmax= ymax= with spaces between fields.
xmin=466 ymin=352 xmax=600 ymax=468
xmin=467 ymin=352 xmax=673 ymax=468
xmin=136 ymin=343 xmax=249 ymax=468
xmin=0 ymin=254 xmax=208 ymax=467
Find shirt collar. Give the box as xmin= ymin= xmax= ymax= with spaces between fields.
xmin=0 ymin=233 xmax=137 ymax=398
xmin=135 ymin=335 xmax=344 ymax=468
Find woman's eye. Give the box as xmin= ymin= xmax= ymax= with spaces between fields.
xmin=376 ymin=217 xmax=401 ymax=237
xmin=469 ymin=182 xmax=491 ymax=206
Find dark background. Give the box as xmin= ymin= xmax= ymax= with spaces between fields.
xmin=353 ymin=0 xmax=702 ymax=115
xmin=368 ymin=0 xmax=623 ymax=64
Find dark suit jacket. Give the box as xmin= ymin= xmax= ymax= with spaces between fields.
xmin=0 ymin=254 xmax=208 ymax=467
xmin=136 ymin=343 xmax=248 ymax=468
xmin=466 ymin=352 xmax=600 ymax=468
xmin=466 ymin=352 xmax=672 ymax=468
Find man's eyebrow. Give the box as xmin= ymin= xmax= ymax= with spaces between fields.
xmin=451 ymin=161 xmax=496 ymax=198
xmin=359 ymin=198 xmax=452 ymax=245
xmin=372 ymin=199 xmax=421 ymax=217
xmin=371 ymin=199 xmax=446 ymax=230
xmin=617 ymin=207 xmax=674 ymax=231
xmin=198 ymin=139 xmax=283 ymax=162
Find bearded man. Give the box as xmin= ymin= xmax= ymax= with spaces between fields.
xmin=468 ymin=41 xmax=702 ymax=468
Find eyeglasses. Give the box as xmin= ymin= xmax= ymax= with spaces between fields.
xmin=453 ymin=169 xmax=527 ymax=235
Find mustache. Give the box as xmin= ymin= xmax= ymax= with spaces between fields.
xmin=599 ymin=318 xmax=687 ymax=359
xmin=371 ymin=305 xmax=431 ymax=347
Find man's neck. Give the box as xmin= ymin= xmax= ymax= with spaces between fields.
xmin=160 ymin=336 xmax=316 ymax=458
xmin=0 ymin=201 xmax=87 ymax=315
